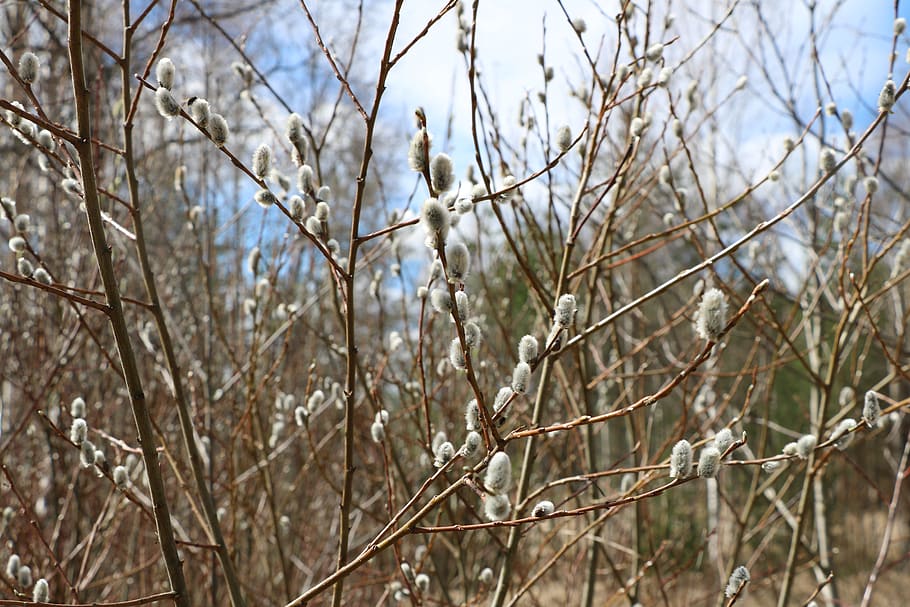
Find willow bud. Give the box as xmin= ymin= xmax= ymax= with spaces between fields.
xmin=156 ymin=57 xmax=175 ymax=89
xmin=19 ymin=52 xmax=40 ymax=84
xmin=669 ymin=439 xmax=693 ymax=479
xmin=484 ymin=494 xmax=511 ymax=521
xmin=484 ymin=451 xmax=512 ymax=494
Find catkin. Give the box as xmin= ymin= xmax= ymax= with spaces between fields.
xmin=485 ymin=451 xmax=512 ymax=494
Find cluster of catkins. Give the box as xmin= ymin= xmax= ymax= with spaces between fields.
xmin=3 ymin=197 xmax=52 ymax=284
xmin=391 ymin=560 xmax=431 ymax=602
xmin=694 ymin=287 xmax=728 ymax=342
xmin=669 ymin=427 xmax=738 ymax=480
xmin=154 ymin=58 xmax=229 ymax=147
xmin=6 ymin=52 xmax=63 ymax=178
xmin=766 ymin=390 xmax=881 ymax=473
xmin=68 ymin=397 xmax=134 ymax=489
xmin=4 ymin=52 xmax=47 ymax=149
xmin=154 ymin=59 xmax=341 ymax=260
xmin=4 ymin=53 xmax=59 ymax=280
xmin=5 ymin=551 xmax=49 ymax=602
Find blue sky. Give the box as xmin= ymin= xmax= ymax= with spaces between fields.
xmin=380 ymin=0 xmax=908 ymax=178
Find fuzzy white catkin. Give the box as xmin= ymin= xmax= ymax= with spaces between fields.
xmin=286 ymin=112 xmax=306 ymax=146
xmin=388 ymin=331 xmax=403 ymax=352
xmin=8 ymin=236 xmax=26 ymax=252
xmin=449 ymin=338 xmax=466 ymax=370
xmin=864 ymin=175 xmax=879 ymax=195
xmin=695 ymin=288 xmax=727 ymax=341
xmin=289 ymin=196 xmax=305 ymax=220
xmin=208 ymin=113 xmax=229 ymax=146
xmin=831 ymin=418 xmax=857 ymax=450
xmin=18 ymin=257 xmax=33 ymax=277
xmin=254 ymin=189 xmax=277 ymax=209
xmin=6 ymin=554 xmax=20 ymax=578
xmin=841 ymin=108 xmax=854 ymax=130
xmin=189 ymin=98 xmax=210 ymax=127
xmin=408 ymin=129 xmax=430 ymax=172
xmin=464 ymin=322 xmax=482 ymax=348
xmin=315 ymin=202 xmax=330 ymax=222
xmin=484 ymin=494 xmax=511 ymax=521
xmin=555 ymin=125 xmax=573 ymax=153
xmin=485 ymin=451 xmax=512 ymax=494
xmin=713 ymin=428 xmax=734 ymax=454
xmin=370 ymin=421 xmax=385 ymax=443
xmin=80 ymin=440 xmax=95 ymax=468
xmin=247 ymin=246 xmax=261 ymax=275
xmin=297 ymin=164 xmax=315 ymax=193
xmin=19 ymin=52 xmax=39 ymax=84
xmin=113 ymin=465 xmax=129 ymax=488
xmin=17 ymin=565 xmax=32 ymax=588
xmin=70 ymin=418 xmax=87 ymax=445
xmin=455 ymin=291 xmax=470 ymax=321
xmin=518 ymin=335 xmax=538 ymax=363
xmin=446 ymin=242 xmax=470 ymax=281
xmin=463 ymin=431 xmax=482 ymax=457
xmin=697 ymin=447 xmax=721 ymax=478
xmin=669 ymin=439 xmax=693 ymax=479
xmin=645 ymin=42 xmax=664 ymax=61
xmin=863 ymin=390 xmax=881 ymax=426
xmin=532 ymin=500 xmax=554 ymax=517
xmin=724 ymin=565 xmax=750 ymax=597
xmin=672 ymin=119 xmax=683 ymax=138
xmin=465 ymin=399 xmax=480 ymax=431
xmin=154 ymin=87 xmax=180 ymax=119
xmin=306 ymin=390 xmax=325 ymax=413
xmin=36 ymin=128 xmax=52 ymax=148
xmin=455 ymin=197 xmax=473 ymax=214
xmin=156 ymin=57 xmax=175 ymax=89
xmin=494 ymin=387 xmax=513 ymax=414
xmin=401 ymin=562 xmax=415 ymax=582
xmin=1 ymin=196 xmax=15 ymax=213
xmin=432 ymin=431 xmax=447 ymax=454
xmin=796 ymin=434 xmax=816 ymax=458
xmin=434 ymin=441 xmax=455 ymax=467
xmin=71 ymin=397 xmax=86 ymax=418
xmin=511 ymin=362 xmax=531 ymax=394
xmin=294 ymin=406 xmax=309 ymax=426
xmin=316 ymin=185 xmax=332 ymax=202
xmin=555 ymin=294 xmax=577 ymax=327
xmin=305 ymin=216 xmax=321 ymax=235
xmin=637 ymin=66 xmax=653 ymax=88
xmin=33 ymin=124 xmax=52 ymax=150
xmin=479 ymin=567 xmax=494 ymax=584
xmin=820 ymin=148 xmax=837 ymax=173
xmin=431 ymin=153 xmax=455 ymax=193
xmin=878 ymin=79 xmax=896 ymax=112
xmin=429 ymin=289 xmax=452 ymax=313
xmin=14 ymin=214 xmax=30 ymax=232
xmin=252 ymin=144 xmax=271 ymax=179
xmin=33 ymin=578 xmax=48 ymax=602
xmin=630 ymin=117 xmax=644 ymax=137
xmin=415 ymin=573 xmax=430 ymax=592
xmin=421 ymin=198 xmax=450 ymax=248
